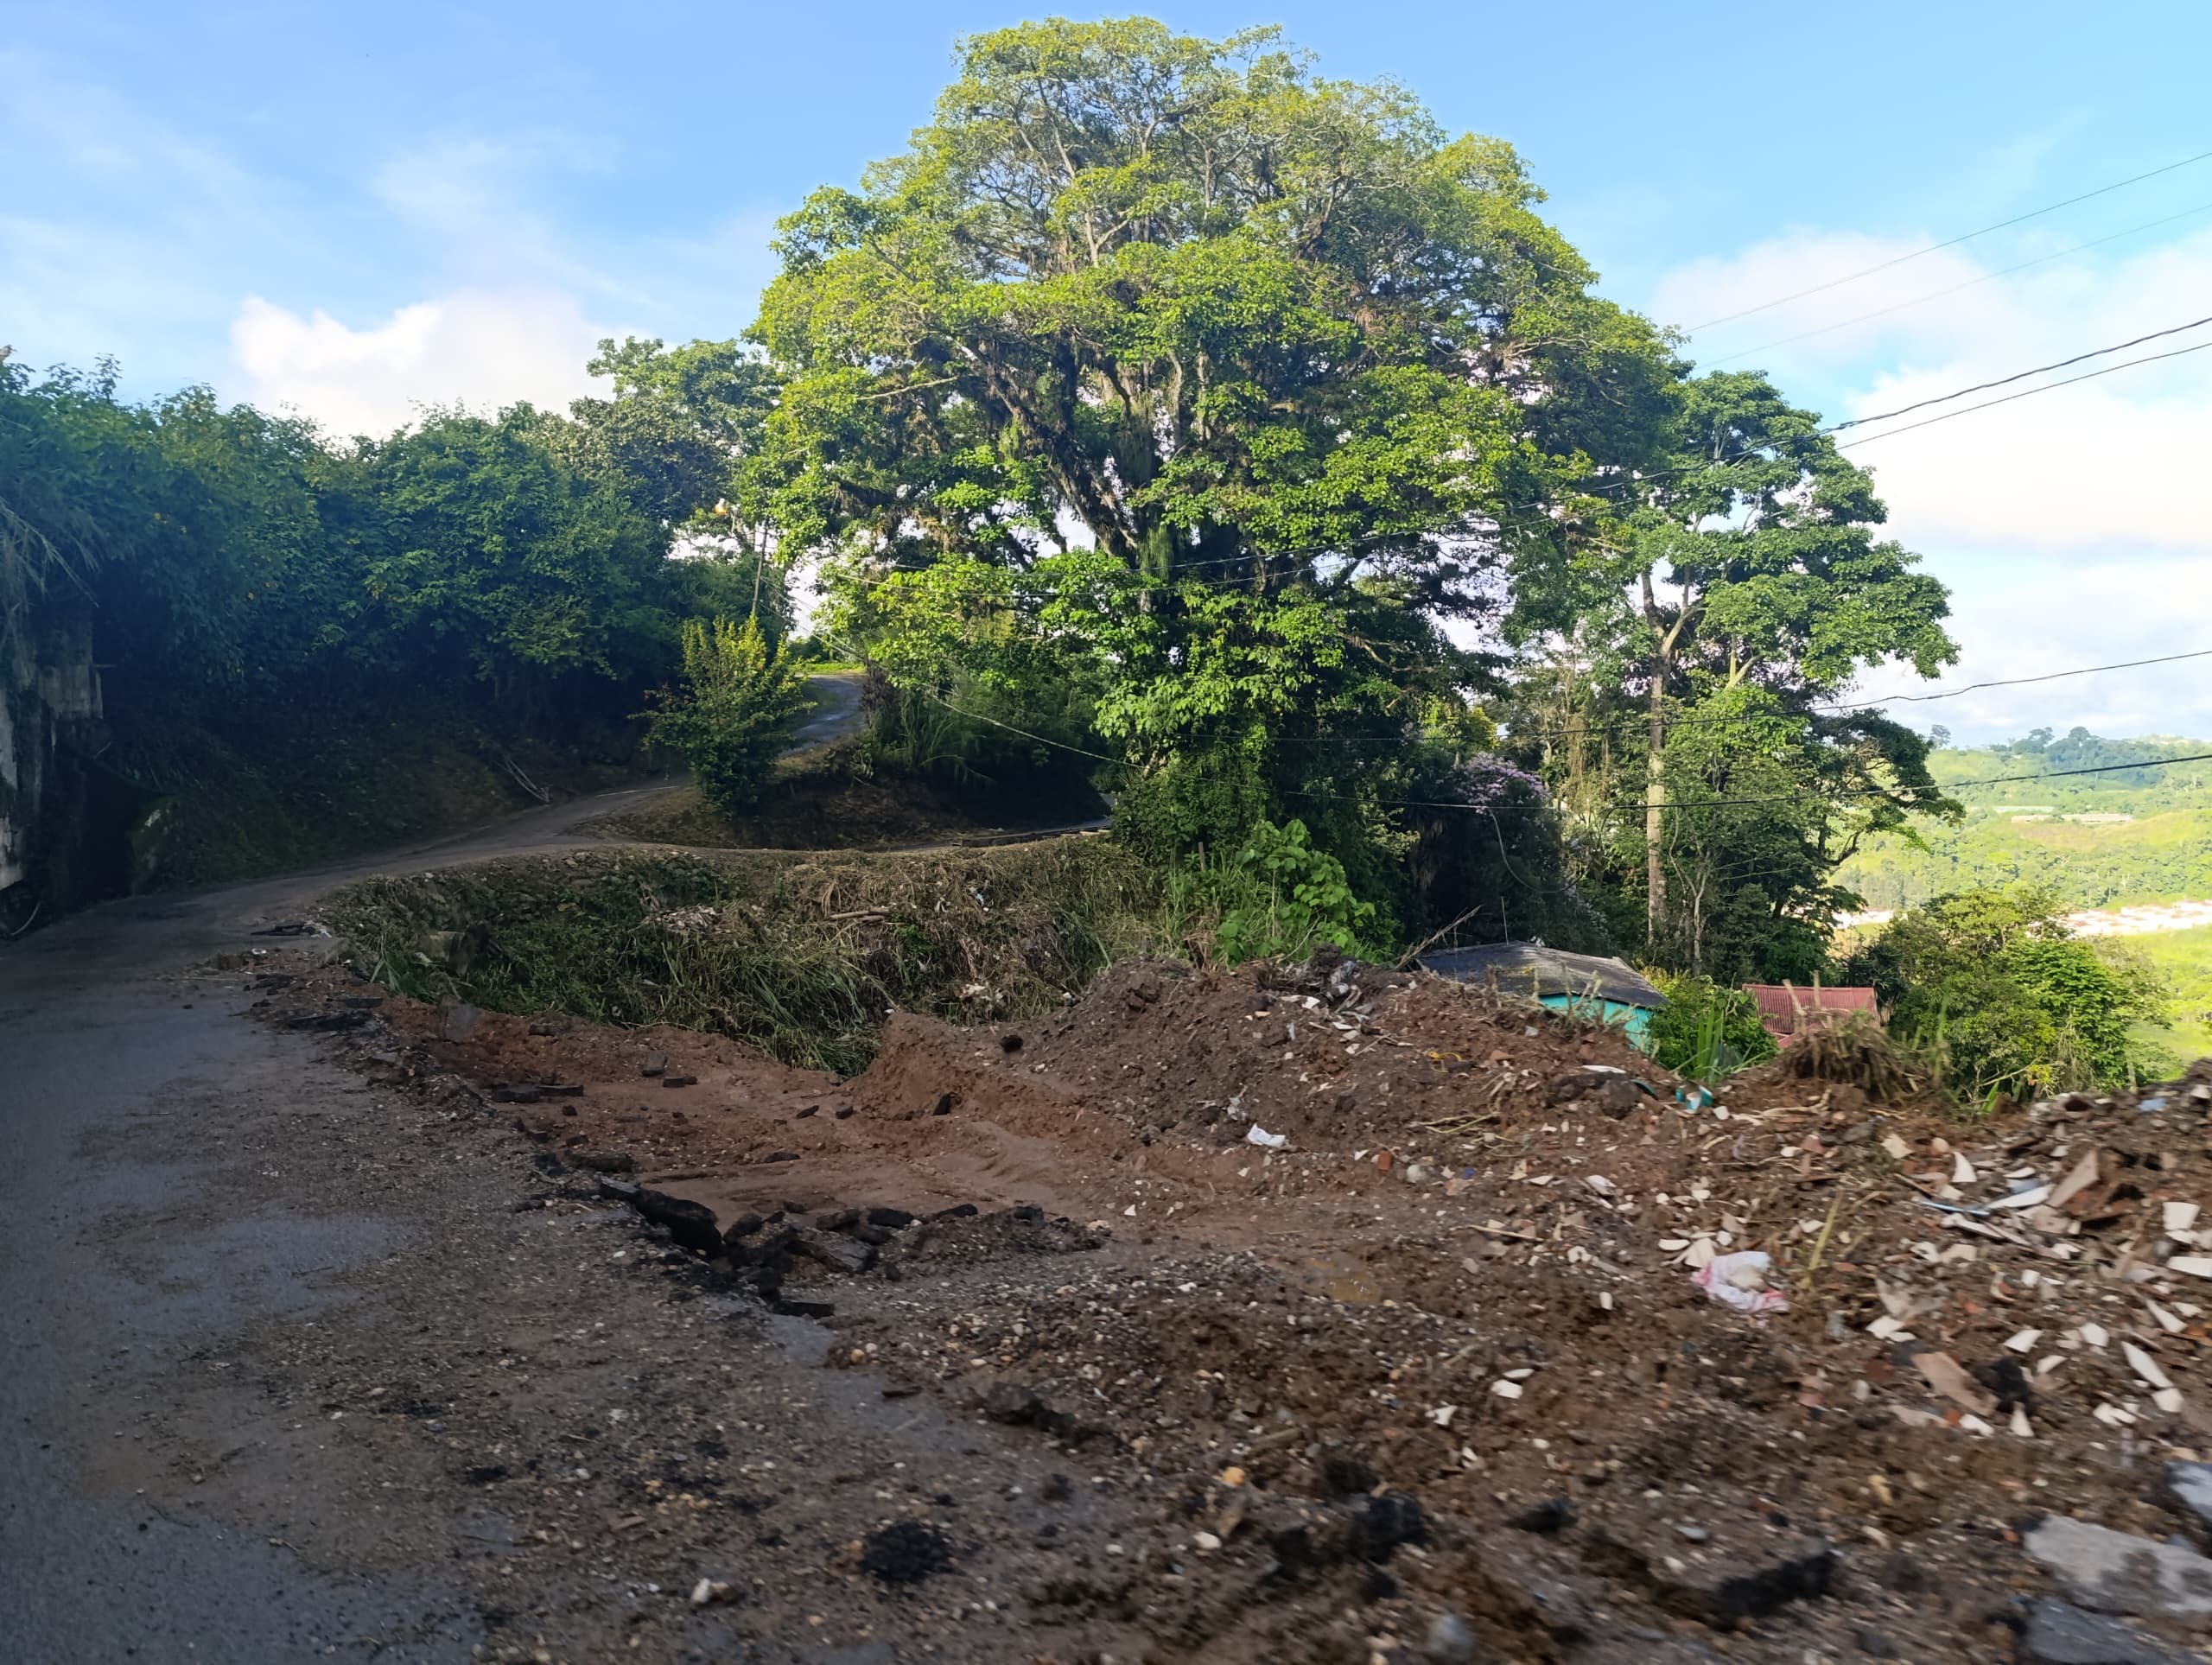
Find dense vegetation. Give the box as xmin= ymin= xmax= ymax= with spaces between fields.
xmin=741 ymin=18 xmax=1957 ymax=975
xmin=15 ymin=16 xmax=2197 ymax=1097
xmin=1840 ymin=888 xmax=2175 ymax=1097
xmin=0 ymin=346 xmax=791 ymax=912
xmin=330 ymin=841 xmax=1164 ymax=1073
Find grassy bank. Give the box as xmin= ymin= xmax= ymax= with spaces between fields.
xmin=579 ymin=740 xmax=1106 ymax=852
xmin=110 ymin=709 xmax=647 ymax=891
xmin=321 ymin=838 xmax=1166 ymax=1073
xmin=2133 ymin=924 xmax=2212 ymax=1066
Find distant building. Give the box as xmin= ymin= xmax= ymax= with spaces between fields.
xmin=1743 ymin=982 xmax=1878 ymax=1045
xmin=1419 ymin=942 xmax=1666 ymax=1052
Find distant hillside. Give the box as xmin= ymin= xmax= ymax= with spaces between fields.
xmin=1835 ymin=728 xmax=2212 ymax=912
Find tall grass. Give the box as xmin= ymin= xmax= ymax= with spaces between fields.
xmin=327 ymin=841 xmax=1166 ymax=1074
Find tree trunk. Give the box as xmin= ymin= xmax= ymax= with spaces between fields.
xmin=1645 ymin=666 xmax=1666 ymax=950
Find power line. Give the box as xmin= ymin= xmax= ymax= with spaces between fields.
xmin=1304 ymin=753 xmax=2212 ymax=817
xmin=916 ymin=688 xmax=1127 ymax=766
xmin=1840 ymin=335 xmax=2212 ymax=448
xmin=1058 ymin=647 xmax=2212 ymax=749
xmin=1827 ymin=647 xmax=2212 ymax=707
xmin=1832 ymin=313 xmax=2212 ymax=432
xmin=916 ymin=687 xmax=2212 ymax=817
xmin=1706 ymin=197 xmax=2212 ymax=368
xmin=1681 ymin=145 xmax=2212 ymax=334
xmin=1497 ymin=646 xmax=2212 ymax=746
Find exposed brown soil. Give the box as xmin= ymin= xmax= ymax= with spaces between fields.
xmin=258 ymin=949 xmax=2212 ymax=1662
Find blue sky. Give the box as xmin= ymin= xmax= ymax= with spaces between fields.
xmin=7 ymin=1 xmax=2212 ymax=741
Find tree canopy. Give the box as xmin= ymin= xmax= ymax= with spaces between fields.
xmin=8 ymin=16 xmax=1994 ymax=1009
xmin=748 ymin=16 xmax=1684 ymax=935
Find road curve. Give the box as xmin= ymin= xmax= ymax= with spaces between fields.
xmin=0 ymin=675 xmax=887 ymax=1661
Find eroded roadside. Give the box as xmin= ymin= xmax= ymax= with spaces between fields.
xmin=207 ymin=940 xmax=2212 ymax=1664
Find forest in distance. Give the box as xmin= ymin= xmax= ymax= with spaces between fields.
xmin=1835 ymin=728 xmax=2212 ymax=912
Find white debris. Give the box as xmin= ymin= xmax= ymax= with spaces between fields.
xmin=1694 ymin=1250 xmax=1787 ymax=1314
xmin=2125 ymin=1342 xmax=2175 ymax=1392
xmin=1427 ymin=1405 xmax=1458 ymax=1427
xmin=2168 ymin=1202 xmax=2202 ymax=1236
xmin=2167 ymin=1256 xmax=2212 ymax=1280
xmin=1992 ymin=1185 xmax=2052 ymax=1211
xmin=1866 ymin=1315 xmax=1911 ymax=1341
xmin=2082 ymin=1322 xmax=2111 ymax=1349
xmin=2156 ymin=1388 xmax=2187 ymax=1415
xmin=1244 ymin=1125 xmax=1287 ymax=1149
xmin=2010 ymin=1406 xmax=2035 ymax=1438
xmin=2149 ymin=1301 xmax=2186 ymax=1334
xmin=1880 ymin=1134 xmax=1910 ymax=1160
xmin=2003 ymin=1329 xmax=2042 ymax=1353
xmin=2049 ymin=1149 xmax=2102 ymax=1210
xmin=1953 ymin=1152 xmax=1978 ymax=1185
xmin=1490 ymin=1379 xmax=1523 ymax=1400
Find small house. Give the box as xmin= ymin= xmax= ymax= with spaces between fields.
xmin=1743 ymin=982 xmax=1878 ymax=1045
xmin=1418 ymin=942 xmax=1667 ymax=1052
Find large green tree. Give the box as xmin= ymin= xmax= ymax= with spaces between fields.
xmin=749 ymin=17 xmax=1675 ymax=870
xmin=1508 ymin=370 xmax=1959 ymax=967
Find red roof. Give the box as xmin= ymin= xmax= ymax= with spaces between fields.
xmin=1743 ymin=983 xmax=1878 ymax=1042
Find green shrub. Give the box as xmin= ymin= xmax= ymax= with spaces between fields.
xmin=1214 ymin=817 xmax=1379 ymax=965
xmin=1645 ymin=971 xmax=1777 ymax=1080
xmin=1840 ymin=887 xmax=2170 ymax=1099
xmin=1112 ymin=738 xmax=1270 ymax=862
xmin=645 ymin=616 xmax=810 ymax=816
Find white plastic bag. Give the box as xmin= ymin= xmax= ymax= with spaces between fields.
xmin=1694 ymin=1250 xmax=1788 ymax=1314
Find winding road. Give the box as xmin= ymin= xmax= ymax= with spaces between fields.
xmin=0 ymin=674 xmax=880 ymax=1662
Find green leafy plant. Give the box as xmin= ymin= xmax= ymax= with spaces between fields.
xmin=645 ymin=616 xmax=810 ymax=817
xmin=1644 ymin=971 xmax=1777 ymax=1080
xmin=1214 ymin=818 xmax=1379 ymax=965
xmin=1840 ymin=887 xmax=2171 ymax=1099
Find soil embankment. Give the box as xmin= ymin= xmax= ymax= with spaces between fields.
xmin=247 ymin=934 xmax=2212 ymax=1662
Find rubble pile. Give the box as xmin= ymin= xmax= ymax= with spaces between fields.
xmin=262 ymin=951 xmax=2212 ymax=1662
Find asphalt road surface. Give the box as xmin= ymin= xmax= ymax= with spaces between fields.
xmin=0 ymin=674 xmax=944 ymax=1664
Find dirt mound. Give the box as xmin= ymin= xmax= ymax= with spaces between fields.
xmin=265 ymin=948 xmax=2212 ymax=1662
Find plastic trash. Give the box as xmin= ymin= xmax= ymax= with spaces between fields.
xmin=1694 ymin=1250 xmax=1789 ymax=1315
xmin=2139 ymin=1096 xmax=2170 ymax=1113
xmin=1245 ymin=1125 xmax=1287 ymax=1149
xmin=1676 ymin=1085 xmax=1716 ymax=1112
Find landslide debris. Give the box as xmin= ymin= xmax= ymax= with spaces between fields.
xmin=257 ymin=945 xmax=2212 ymax=1662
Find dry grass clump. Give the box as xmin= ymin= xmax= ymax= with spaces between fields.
xmin=321 ymin=838 xmax=1163 ymax=1073
xmin=1757 ymin=1014 xmax=1936 ymax=1106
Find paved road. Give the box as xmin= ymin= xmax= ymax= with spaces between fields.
xmin=0 ymin=675 xmax=874 ymax=1662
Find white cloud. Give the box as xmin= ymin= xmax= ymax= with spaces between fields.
xmin=1648 ymin=221 xmax=2212 ymax=739
xmin=231 ymin=289 xmax=615 ymax=436
xmin=1658 ymin=223 xmax=2212 ymax=554
xmin=1845 ymin=550 xmax=2212 ymax=745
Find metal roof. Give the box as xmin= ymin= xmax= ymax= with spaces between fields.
xmin=1417 ymin=942 xmax=1666 ymax=1009
xmin=1743 ymin=983 xmax=1878 ymax=1039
